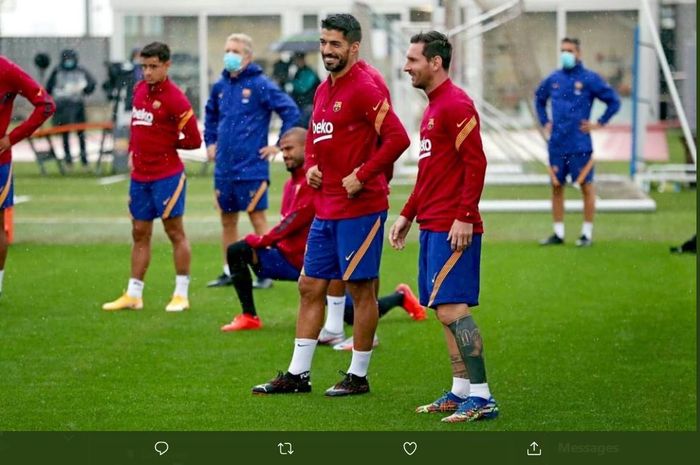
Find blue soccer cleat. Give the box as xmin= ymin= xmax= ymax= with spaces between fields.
xmin=441 ymin=396 xmax=499 ymax=423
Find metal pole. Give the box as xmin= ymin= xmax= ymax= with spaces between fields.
xmin=630 ymin=26 xmax=640 ymax=179
xmin=640 ymin=0 xmax=696 ymax=164
xmin=84 ymin=0 xmax=91 ymax=37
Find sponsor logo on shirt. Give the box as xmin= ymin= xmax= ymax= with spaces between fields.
xmin=312 ymin=120 xmax=334 ymax=144
xmin=418 ymin=138 xmax=432 ymax=160
xmin=131 ymin=107 xmax=154 ymax=127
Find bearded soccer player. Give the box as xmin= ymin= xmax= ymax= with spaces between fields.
xmin=103 ymin=42 xmax=202 ymax=312
xmin=0 ymin=56 xmax=56 ymax=296
xmin=253 ymin=13 xmax=409 ymax=396
xmin=390 ymin=32 xmax=498 ymax=422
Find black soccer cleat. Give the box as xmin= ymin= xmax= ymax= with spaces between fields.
xmin=207 ymin=273 xmax=233 ymax=287
xmin=575 ymin=235 xmax=592 ymax=247
xmin=539 ymin=233 xmax=564 ymax=246
xmin=324 ymin=371 xmax=370 ymax=397
xmin=252 ymin=371 xmax=311 ymax=395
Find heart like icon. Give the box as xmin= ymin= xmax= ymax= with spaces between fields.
xmin=403 ymin=441 xmax=417 ymax=456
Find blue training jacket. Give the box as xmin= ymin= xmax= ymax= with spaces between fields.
xmin=535 ymin=62 xmax=620 ymax=157
xmin=204 ymin=63 xmax=300 ymax=180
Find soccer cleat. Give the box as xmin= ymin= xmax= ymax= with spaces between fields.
xmin=102 ymin=293 xmax=143 ymax=311
xmin=441 ymin=396 xmax=499 ymax=423
xmin=252 ymin=371 xmax=311 ymax=394
xmin=324 ymin=371 xmax=370 ymax=397
xmin=539 ymin=233 xmax=564 ymax=246
xmin=332 ymin=334 xmax=379 ymax=351
xmin=318 ymin=327 xmax=345 ymax=345
xmin=207 ymin=273 xmax=233 ymax=288
xmin=253 ymin=277 xmax=274 ymax=289
xmin=575 ymin=235 xmax=592 ymax=247
xmin=221 ymin=313 xmax=263 ymax=331
xmin=165 ymin=294 xmax=189 ymax=312
xmin=415 ymin=391 xmax=467 ymax=413
xmin=395 ymin=283 xmax=427 ymax=321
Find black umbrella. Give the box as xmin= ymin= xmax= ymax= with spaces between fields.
xmin=270 ymin=30 xmax=320 ymax=53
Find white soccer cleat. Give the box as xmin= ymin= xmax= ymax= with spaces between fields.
xmin=165 ymin=295 xmax=189 ymax=312
xmin=318 ymin=327 xmax=345 ymax=345
xmin=332 ymin=334 xmax=379 ymax=351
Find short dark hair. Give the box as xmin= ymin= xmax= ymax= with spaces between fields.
xmin=140 ymin=42 xmax=170 ymax=62
xmin=321 ymin=14 xmax=362 ymax=43
xmin=410 ymin=31 xmax=452 ymax=70
xmin=561 ymin=37 xmax=580 ymax=51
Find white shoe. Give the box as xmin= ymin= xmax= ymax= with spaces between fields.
xmin=318 ymin=327 xmax=345 ymax=345
xmin=332 ymin=334 xmax=380 ymax=351
xmin=165 ymin=294 xmax=189 ymax=312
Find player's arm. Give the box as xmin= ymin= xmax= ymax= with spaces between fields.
xmin=246 ymin=184 xmax=315 ymax=247
xmin=204 ymin=82 xmax=220 ymax=160
xmin=534 ymin=76 xmax=551 ymax=127
xmin=451 ymin=104 xmax=487 ymax=227
xmin=4 ymin=63 xmax=56 ymax=147
xmin=171 ymin=93 xmax=202 ymax=150
xmin=82 ymin=67 xmax=97 ymax=95
xmin=264 ymin=79 xmax=301 ymax=142
xmin=593 ymin=74 xmax=621 ymax=126
xmin=304 ymin=125 xmax=322 ymax=188
xmin=353 ymin=86 xmax=410 ymax=186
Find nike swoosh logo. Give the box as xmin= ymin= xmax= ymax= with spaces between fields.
xmin=457 ymin=117 xmax=469 ymax=128
xmin=345 ymin=251 xmax=355 ymax=261
xmin=372 ymin=100 xmax=383 ymax=111
xmin=297 ymin=344 xmax=312 ymax=347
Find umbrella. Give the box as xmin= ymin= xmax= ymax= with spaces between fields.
xmin=270 ymin=30 xmax=320 ymax=53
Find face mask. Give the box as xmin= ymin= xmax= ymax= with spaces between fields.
xmin=224 ymin=52 xmax=243 ymax=73
xmin=560 ymin=51 xmax=576 ymax=70
xmin=63 ymin=59 xmax=77 ymax=69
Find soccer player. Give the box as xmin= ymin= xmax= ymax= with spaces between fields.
xmin=389 ymin=31 xmax=498 ymax=423
xmin=252 ymin=13 xmax=410 ymax=396
xmin=535 ymin=37 xmax=620 ymax=247
xmin=0 ymin=56 xmax=56 ymax=296
xmin=102 ymin=42 xmax=202 ymax=312
xmin=204 ymin=33 xmax=300 ymax=288
xmin=220 ymin=128 xmax=315 ymax=331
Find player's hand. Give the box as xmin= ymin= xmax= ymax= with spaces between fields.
xmin=206 ymin=144 xmax=217 ymax=162
xmin=127 ymin=151 xmax=134 ymax=171
xmin=580 ymin=120 xmax=600 ymax=133
xmin=259 ymin=145 xmax=279 ymax=160
xmin=342 ymin=168 xmax=363 ymax=197
xmin=389 ymin=215 xmax=412 ymax=250
xmin=447 ymin=219 xmax=473 ymax=252
xmin=0 ymin=135 xmax=11 ymax=154
xmin=543 ymin=122 xmax=552 ymax=138
xmin=306 ymin=165 xmax=322 ymax=189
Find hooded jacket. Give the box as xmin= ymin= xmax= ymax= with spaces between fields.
xmin=204 ymin=63 xmax=300 ymax=180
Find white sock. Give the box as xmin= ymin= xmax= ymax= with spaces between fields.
xmin=324 ymin=295 xmax=346 ymax=334
xmin=470 ymin=382 xmax=492 ymax=400
xmin=0 ymin=269 xmax=4 ymax=293
xmin=127 ymin=278 xmax=144 ymax=299
xmin=347 ymin=349 xmax=373 ymax=377
xmin=451 ymin=377 xmax=470 ymax=399
xmin=175 ymin=275 xmax=190 ymax=298
xmin=553 ymin=222 xmax=565 ymax=239
xmin=288 ymin=338 xmax=317 ymax=375
xmin=581 ymin=222 xmax=593 ymax=239
xmin=223 ymin=264 xmax=231 ymax=276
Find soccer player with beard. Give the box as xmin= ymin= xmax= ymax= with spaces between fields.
xmin=102 ymin=42 xmax=202 ymax=313
xmin=253 ymin=13 xmax=410 ymax=396
xmin=390 ymin=31 xmax=498 ymax=422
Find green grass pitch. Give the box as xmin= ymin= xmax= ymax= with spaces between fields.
xmin=0 ymin=161 xmax=695 ymax=431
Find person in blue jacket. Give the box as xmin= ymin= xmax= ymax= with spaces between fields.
xmin=205 ymin=33 xmax=300 ymax=287
xmin=535 ymin=37 xmax=620 ymax=247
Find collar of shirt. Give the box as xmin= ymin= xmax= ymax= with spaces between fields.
xmin=427 ymin=77 xmax=452 ymax=103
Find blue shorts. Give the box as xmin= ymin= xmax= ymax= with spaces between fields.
xmin=418 ymin=230 xmax=481 ymax=309
xmin=129 ymin=171 xmax=186 ymax=221
xmin=303 ymin=211 xmax=387 ymax=281
xmin=0 ymin=163 xmax=14 ymax=210
xmin=215 ymin=178 xmax=268 ymax=213
xmin=549 ymin=151 xmax=594 ymax=186
xmin=254 ymin=247 xmax=300 ymax=281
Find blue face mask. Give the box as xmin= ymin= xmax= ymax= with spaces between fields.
xmin=560 ymin=51 xmax=576 ymax=70
xmin=63 ymin=59 xmax=77 ymax=69
xmin=224 ymin=52 xmax=243 ymax=73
